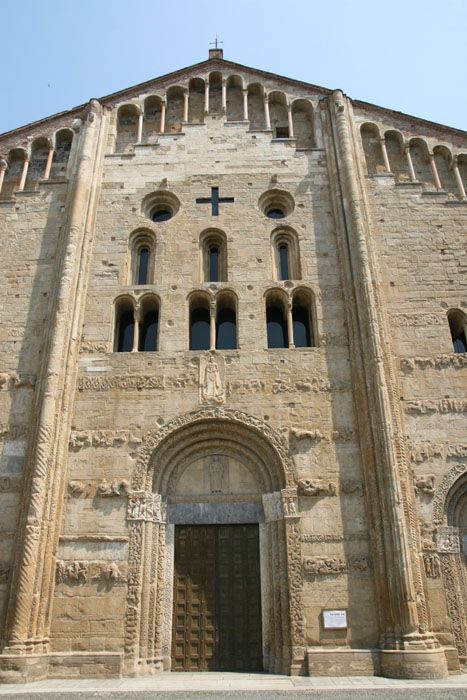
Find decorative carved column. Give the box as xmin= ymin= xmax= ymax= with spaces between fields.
xmin=43 ymin=146 xmax=54 ymax=181
xmin=243 ymin=89 xmax=248 ymax=121
xmin=451 ymin=156 xmax=466 ymax=199
xmin=429 ymin=153 xmax=442 ymax=190
xmin=380 ymin=138 xmax=391 ymax=173
xmin=325 ymin=91 xmax=447 ymax=679
xmin=1 ymin=100 xmax=105 ymax=679
xmin=0 ymin=159 xmax=7 ymax=194
xmin=264 ymin=94 xmax=271 ymax=130
xmin=17 ymin=157 xmax=29 ymax=191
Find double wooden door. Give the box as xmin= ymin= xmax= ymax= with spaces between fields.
xmin=171 ymin=524 xmax=262 ymax=671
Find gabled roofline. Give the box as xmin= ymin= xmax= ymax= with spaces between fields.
xmin=0 ymin=56 xmax=466 ymax=141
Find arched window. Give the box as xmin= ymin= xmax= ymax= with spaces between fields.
xmin=26 ymin=138 xmax=50 ymax=188
xmin=51 ymin=130 xmax=73 ymax=178
xmin=166 ymin=86 xmax=184 ymax=133
xmin=2 ymin=149 xmax=27 ymax=198
xmin=216 ymin=293 xmax=237 ymax=350
xmin=129 ymin=230 xmax=156 ymax=285
xmin=269 ymin=92 xmax=289 ymax=139
xmin=448 ymin=309 xmax=467 ymax=353
xmin=188 ymin=78 xmax=205 ymax=124
xmin=292 ymin=100 xmax=315 ymax=149
xmin=115 ymin=105 xmax=139 ymax=153
xmin=226 ymin=75 xmax=243 ymax=121
xmin=189 ymin=295 xmax=211 ymax=350
xmin=138 ymin=297 xmax=159 ymax=351
xmin=247 ymin=83 xmax=265 ymax=130
xmin=409 ymin=138 xmax=433 ymax=189
xmin=209 ymin=72 xmax=222 ymax=113
xmin=433 ymin=146 xmax=458 ymax=195
xmin=292 ymin=289 xmax=314 ymax=348
xmin=266 ymin=293 xmax=288 ymax=349
xmin=360 ymin=123 xmax=384 ymax=175
xmin=271 ymin=229 xmax=301 ymax=281
xmin=385 ymin=131 xmax=409 ymax=182
xmin=200 ymin=230 xmax=227 ymax=282
xmin=114 ymin=299 xmax=135 ymax=352
xmin=143 ymin=96 xmax=162 ymax=143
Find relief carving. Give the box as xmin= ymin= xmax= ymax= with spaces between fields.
xmin=436 ymin=526 xmax=460 ymax=553
xmin=300 ymin=533 xmax=368 ymax=543
xmin=423 ymin=552 xmax=441 ymax=578
xmin=80 ymin=340 xmax=110 ymax=353
xmin=297 ymin=478 xmax=336 ymax=497
xmin=77 ymin=373 xmax=196 ymax=392
xmin=99 ymin=562 xmax=124 ymax=583
xmin=413 ymin=474 xmax=435 ymax=497
xmin=56 ymin=560 xmax=88 ymax=584
xmin=56 ymin=560 xmax=126 ymax=585
xmin=97 ymin=479 xmax=129 ymax=497
xmin=69 ymin=429 xmax=142 ymax=451
xmin=281 ymin=488 xmax=298 ymax=517
xmin=432 ymin=464 xmax=466 ymax=524
xmin=207 ymin=455 xmax=226 ymax=493
xmin=68 ymin=480 xmax=89 ymax=497
xmin=0 ymin=372 xmax=36 ymax=391
xmin=391 ymin=312 xmax=443 ymax=327
xmin=303 ymin=556 xmax=347 ymax=576
xmin=199 ymin=353 xmax=225 ymax=405
xmin=401 ymin=354 xmax=467 ymax=371
xmin=290 ymin=427 xmax=327 ymax=442
xmin=127 ymin=491 xmax=166 ymax=524
xmin=405 ymin=399 xmax=467 ymax=415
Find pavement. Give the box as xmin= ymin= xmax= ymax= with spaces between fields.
xmin=0 ymin=672 xmax=467 ymax=700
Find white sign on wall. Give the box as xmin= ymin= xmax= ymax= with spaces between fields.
xmin=322 ymin=609 xmax=348 ymax=629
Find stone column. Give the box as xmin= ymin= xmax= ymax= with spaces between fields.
xmin=132 ymin=306 xmax=140 ymax=352
xmin=43 ymin=146 xmax=54 ymax=181
xmin=204 ymin=82 xmax=209 ymax=114
xmin=183 ymin=89 xmax=189 ymax=123
xmin=286 ymin=300 xmax=295 ymax=349
xmin=428 ymin=154 xmax=442 ymax=191
xmin=210 ymin=300 xmax=216 ymax=350
xmin=287 ymin=104 xmax=294 ymax=138
xmin=405 ymin=145 xmax=417 ymax=181
xmin=0 ymin=159 xmax=7 ymax=194
xmin=17 ymin=156 xmax=29 ymax=191
xmin=326 ymin=91 xmax=447 ymax=679
xmin=243 ymin=89 xmax=249 ymax=121
xmin=221 ymin=78 xmax=227 ymax=114
xmin=160 ymin=101 xmax=166 ymax=134
xmin=264 ymin=94 xmax=271 ymax=130
xmin=380 ymin=138 xmax=391 ymax=173
xmin=1 ymin=100 xmax=105 ymax=679
xmin=136 ymin=110 xmax=143 ymax=144
xmin=452 ymin=156 xmax=466 ymax=199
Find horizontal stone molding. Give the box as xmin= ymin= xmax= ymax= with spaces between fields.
xmin=77 ymin=373 xmax=196 ymax=392
xmin=391 ymin=313 xmax=444 ymax=327
xmin=302 ymin=555 xmax=372 ymax=576
xmin=300 ymin=533 xmax=368 ymax=543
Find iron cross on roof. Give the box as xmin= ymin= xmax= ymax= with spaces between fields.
xmin=210 ymin=35 xmax=223 ymax=50
xmin=196 ymin=187 xmax=234 ymax=216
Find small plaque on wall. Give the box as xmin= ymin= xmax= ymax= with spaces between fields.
xmin=322 ymin=609 xmax=348 ymax=629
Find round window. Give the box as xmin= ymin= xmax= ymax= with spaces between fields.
xmin=266 ymin=208 xmax=285 ymax=219
xmin=151 ymin=209 xmax=172 ymax=222
xmin=258 ymin=189 xmax=295 ymax=219
xmin=141 ymin=191 xmax=180 ymax=223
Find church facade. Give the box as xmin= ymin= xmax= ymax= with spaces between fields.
xmin=0 ymin=49 xmax=466 ymax=682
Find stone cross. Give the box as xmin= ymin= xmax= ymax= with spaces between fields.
xmin=196 ymin=187 xmax=234 ymax=216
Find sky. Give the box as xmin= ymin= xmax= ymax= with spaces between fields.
xmin=1 ymin=0 xmax=466 ymax=134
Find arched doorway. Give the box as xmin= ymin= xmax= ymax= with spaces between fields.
xmin=122 ymin=408 xmax=305 ymax=676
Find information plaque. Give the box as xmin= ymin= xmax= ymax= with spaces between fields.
xmin=322 ymin=609 xmax=348 ymax=629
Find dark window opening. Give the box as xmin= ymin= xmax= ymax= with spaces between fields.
xmin=278 ymin=244 xmax=290 ymax=280
xmin=448 ymin=312 xmax=467 ymax=354
xmin=139 ymin=309 xmax=159 ymax=351
xmin=137 ymin=247 xmax=150 ymax=285
xmin=266 ymin=303 xmax=288 ymax=348
xmin=216 ymin=307 xmax=237 ymax=349
xmin=209 ymin=246 xmax=219 ymax=282
xmin=275 ymin=126 xmax=289 ymax=139
xmin=267 ymin=208 xmax=285 ymax=219
xmin=190 ymin=307 xmax=210 ymax=350
xmin=293 ymin=304 xmax=312 ymax=347
xmin=116 ymin=309 xmax=134 ymax=352
xmin=151 ymin=209 xmax=172 ymax=222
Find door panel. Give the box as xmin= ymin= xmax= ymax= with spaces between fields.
xmin=172 ymin=524 xmax=262 ymax=672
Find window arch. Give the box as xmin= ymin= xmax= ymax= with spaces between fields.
xmin=384 ymin=130 xmax=409 ymax=182
xmin=433 ymin=146 xmax=457 ymax=195
xmin=2 ymin=149 xmax=27 ymax=198
xmin=114 ymin=298 xmax=135 ymax=352
xmin=129 ymin=230 xmax=156 ymax=285
xmin=448 ymin=309 xmax=467 ymax=353
xmin=216 ymin=292 xmax=237 ymax=350
xmin=247 ymin=83 xmax=265 ymax=130
xmin=26 ymin=138 xmax=51 ymax=188
xmin=226 ymin=75 xmax=243 ymax=121
xmin=265 ymin=291 xmax=289 ymax=349
xmin=188 ymin=78 xmax=205 ymax=124
xmin=269 ymin=91 xmax=289 ymax=139
xmin=271 ymin=228 xmax=301 ymax=281
xmin=209 ymin=72 xmax=222 ymax=114
xmin=292 ymin=288 xmax=315 ymax=348
xmin=189 ymin=293 xmax=211 ymax=351
xmin=138 ymin=296 xmax=160 ymax=351
xmin=200 ymin=230 xmax=227 ymax=282
xmin=51 ymin=129 xmax=73 ymax=178
xmin=115 ymin=104 xmax=139 ymax=153
xmin=166 ymin=86 xmax=185 ymax=133
xmin=291 ymin=100 xmax=314 ymax=149
xmin=360 ymin=123 xmax=384 ymax=175
xmin=143 ymin=96 xmax=162 ymax=143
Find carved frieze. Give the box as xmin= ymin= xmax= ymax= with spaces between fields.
xmin=297 ymin=479 xmax=337 ymax=497
xmin=391 ymin=312 xmax=443 ymax=328
xmin=77 ymin=373 xmax=196 ymax=392
xmin=405 ymin=399 xmax=467 ymax=415
xmin=97 ymin=479 xmax=129 ymax=497
xmin=401 ymin=354 xmax=467 ymax=371
xmin=69 ymin=429 xmax=142 ymax=451
xmin=289 ymin=426 xmax=355 ymax=443
xmin=56 ymin=560 xmax=88 ymax=584
xmin=423 ymin=552 xmax=441 ymax=578
xmin=300 ymin=533 xmax=368 ymax=543
xmin=127 ymin=491 xmax=166 ymax=524
xmin=413 ymin=474 xmax=435 ymax=497
xmin=281 ymin=488 xmax=298 ymax=517
xmin=67 ymin=479 xmax=129 ymax=498
xmin=303 ymin=557 xmax=347 ymax=576
xmin=409 ymin=441 xmax=467 ymax=463
xmin=0 ymin=372 xmax=35 ymax=391
xmin=56 ymin=560 xmax=127 ymax=585
xmin=436 ymin=526 xmax=460 ymax=554
xmin=80 ymin=340 xmax=110 ymax=353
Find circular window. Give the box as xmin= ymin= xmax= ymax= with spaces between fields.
xmin=142 ymin=190 xmax=180 ymax=223
xmin=151 ymin=208 xmax=172 ymax=222
xmin=258 ymin=189 xmax=295 ymax=219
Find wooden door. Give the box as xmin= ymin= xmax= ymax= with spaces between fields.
xmin=171 ymin=524 xmax=262 ymax=672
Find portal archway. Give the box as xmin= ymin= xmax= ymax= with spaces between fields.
xmin=123 ymin=408 xmax=305 ymax=676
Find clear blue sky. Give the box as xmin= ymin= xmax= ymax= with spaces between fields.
xmin=1 ymin=0 xmax=466 ymax=134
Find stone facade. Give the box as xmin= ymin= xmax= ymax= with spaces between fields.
xmin=0 ymin=49 xmax=465 ymax=682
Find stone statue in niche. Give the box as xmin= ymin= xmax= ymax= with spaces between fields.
xmin=208 ymin=456 xmax=226 ymax=493
xmin=199 ymin=353 xmax=225 ymax=405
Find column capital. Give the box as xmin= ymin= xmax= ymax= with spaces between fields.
xmin=0 ymin=158 xmax=7 ymax=171
xmin=263 ymin=93 xmax=269 ymax=103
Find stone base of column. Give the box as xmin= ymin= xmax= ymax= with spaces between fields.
xmin=380 ymin=647 xmax=448 ymax=679
xmin=0 ymin=652 xmax=122 ymax=683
